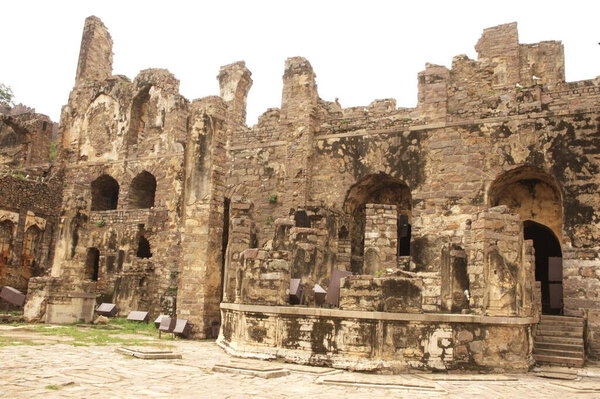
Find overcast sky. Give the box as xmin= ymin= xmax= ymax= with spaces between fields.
xmin=2 ymin=0 xmax=598 ymax=125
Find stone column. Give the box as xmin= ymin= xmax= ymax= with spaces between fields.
xmin=279 ymin=57 xmax=318 ymax=208
xmin=467 ymin=205 xmax=530 ymax=316
xmin=364 ymin=204 xmax=398 ymax=274
xmin=179 ymin=96 xmax=227 ymax=338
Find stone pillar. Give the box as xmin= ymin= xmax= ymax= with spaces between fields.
xmin=364 ymin=204 xmax=398 ymax=274
xmin=417 ymin=63 xmax=449 ymax=123
xmin=218 ymin=61 xmax=253 ymax=130
xmin=280 ymin=57 xmax=318 ymax=208
xmin=179 ymin=96 xmax=227 ymax=338
xmin=222 ymin=198 xmax=255 ymax=303
xmin=467 ymin=205 xmax=532 ymax=316
xmin=75 ymin=16 xmax=113 ymax=86
xmin=237 ymin=248 xmax=289 ymax=306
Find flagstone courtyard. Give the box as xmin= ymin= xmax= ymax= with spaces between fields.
xmin=1 ymin=323 xmax=599 ymax=398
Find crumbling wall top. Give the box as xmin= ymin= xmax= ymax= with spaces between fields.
xmin=75 ymin=16 xmax=113 ymax=87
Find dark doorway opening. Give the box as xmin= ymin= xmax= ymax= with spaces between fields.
xmin=397 ymin=214 xmax=411 ymax=256
xmin=85 ymin=247 xmax=100 ymax=281
xmin=524 ymin=220 xmax=562 ymax=314
xmin=220 ymin=198 xmax=230 ymax=301
xmin=136 ymin=236 xmax=152 ymax=259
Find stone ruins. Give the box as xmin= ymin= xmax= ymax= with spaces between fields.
xmin=0 ymin=16 xmax=598 ymax=372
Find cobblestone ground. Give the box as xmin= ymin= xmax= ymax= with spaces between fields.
xmin=1 ymin=325 xmax=599 ymax=398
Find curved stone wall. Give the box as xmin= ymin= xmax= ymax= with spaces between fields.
xmin=218 ymin=303 xmax=536 ymax=372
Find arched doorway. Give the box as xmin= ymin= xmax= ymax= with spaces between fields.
xmin=343 ymin=173 xmax=412 ymax=274
xmin=488 ymin=166 xmax=563 ymax=314
xmin=524 ymin=220 xmax=563 ymax=314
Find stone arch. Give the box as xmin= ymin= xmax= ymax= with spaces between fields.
xmin=127 ymin=86 xmax=151 ymax=146
xmin=91 ymin=174 xmax=120 ymax=211
xmin=488 ymin=166 xmax=563 ymax=240
xmin=128 ymin=171 xmax=157 ymax=209
xmin=343 ymin=173 xmax=412 ymax=273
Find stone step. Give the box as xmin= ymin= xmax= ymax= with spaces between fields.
xmin=534 ymin=342 xmax=584 ymax=353
xmin=536 ymin=328 xmax=583 ymax=338
xmin=540 ymin=315 xmax=585 ymax=326
xmin=534 ymin=348 xmax=584 ymax=358
xmin=537 ymin=320 xmax=585 ymax=329
xmin=537 ymin=323 xmax=584 ymax=332
xmin=533 ymin=354 xmax=584 ymax=368
xmin=534 ymin=335 xmax=583 ymax=345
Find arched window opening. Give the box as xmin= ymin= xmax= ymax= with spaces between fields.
xmin=91 ymin=175 xmax=119 ymax=211
xmin=136 ymin=236 xmax=152 ymax=259
xmin=129 ymin=171 xmax=157 ymax=209
xmin=0 ymin=220 xmax=15 ymax=268
xmin=127 ymin=86 xmax=151 ymax=146
xmin=524 ymin=220 xmax=563 ymax=315
xmin=343 ymin=173 xmax=412 ymax=274
xmin=85 ymin=247 xmax=100 ymax=281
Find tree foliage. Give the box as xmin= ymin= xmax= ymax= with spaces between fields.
xmin=0 ymin=83 xmax=14 ymax=107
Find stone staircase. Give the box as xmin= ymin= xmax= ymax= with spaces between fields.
xmin=533 ymin=315 xmax=585 ymax=367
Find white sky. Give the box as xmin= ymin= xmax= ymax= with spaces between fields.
xmin=1 ymin=0 xmax=598 ymax=125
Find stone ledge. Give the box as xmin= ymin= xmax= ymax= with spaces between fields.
xmin=220 ymin=302 xmax=536 ymax=325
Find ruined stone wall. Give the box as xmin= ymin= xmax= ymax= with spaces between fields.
xmin=0 ymin=174 xmax=62 ymax=292
xmin=42 ymin=16 xmax=189 ymax=324
xmin=223 ymin=23 xmax=599 ymax=359
xmin=0 ymin=113 xmax=53 ymax=168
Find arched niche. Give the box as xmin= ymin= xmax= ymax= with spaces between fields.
xmin=82 ymin=94 xmax=119 ymax=158
xmin=0 ymin=220 xmax=15 ymax=271
xmin=21 ymin=225 xmax=42 ymax=281
xmin=127 ymin=86 xmax=151 ymax=146
xmin=343 ymin=173 xmax=412 ymax=273
xmin=129 ymin=171 xmax=157 ymax=209
xmin=488 ymin=166 xmax=563 ymax=240
xmin=91 ymin=174 xmax=120 ymax=211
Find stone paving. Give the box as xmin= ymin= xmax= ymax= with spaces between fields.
xmin=1 ymin=325 xmax=599 ymax=398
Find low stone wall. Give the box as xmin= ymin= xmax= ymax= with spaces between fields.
xmin=218 ymin=303 xmax=535 ymax=372
xmin=24 ymin=276 xmax=96 ymax=323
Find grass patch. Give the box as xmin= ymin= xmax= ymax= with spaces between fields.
xmin=24 ymin=318 xmax=170 ymax=347
xmin=0 ymin=335 xmax=43 ymax=347
xmin=45 ymin=385 xmax=61 ymax=390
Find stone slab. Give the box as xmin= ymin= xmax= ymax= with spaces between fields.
xmin=116 ymin=347 xmax=182 ymax=360
xmin=316 ymin=374 xmax=445 ymax=392
xmin=421 ymin=374 xmax=519 ymax=381
xmin=212 ymin=364 xmax=289 ymax=378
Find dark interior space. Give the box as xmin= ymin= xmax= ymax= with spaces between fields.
xmin=524 ymin=220 xmax=562 ymax=314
